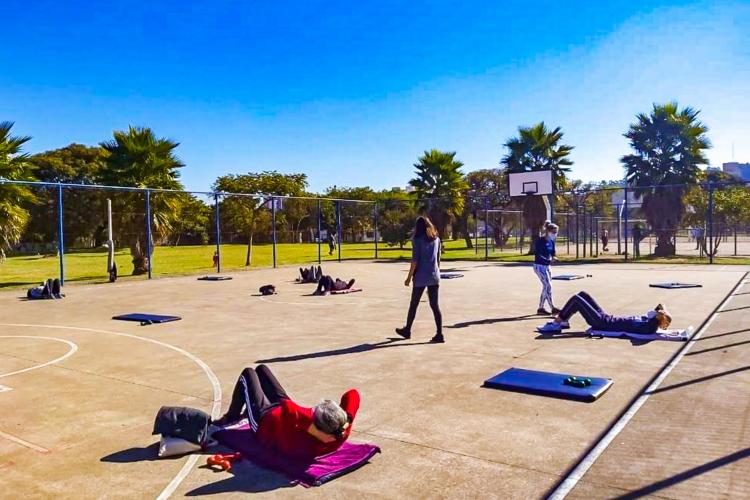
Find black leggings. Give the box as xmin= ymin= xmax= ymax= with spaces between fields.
xmin=223 ymin=364 xmax=289 ymax=431
xmin=558 ymin=291 xmax=606 ymax=329
xmin=405 ymin=285 xmax=442 ymax=333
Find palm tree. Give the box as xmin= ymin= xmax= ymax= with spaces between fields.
xmin=408 ymin=150 xmax=468 ymax=238
xmin=100 ymin=126 xmax=184 ymax=274
xmin=621 ymin=102 xmax=710 ymax=256
xmin=0 ymin=121 xmax=35 ymax=261
xmin=501 ymin=122 xmax=573 ymax=250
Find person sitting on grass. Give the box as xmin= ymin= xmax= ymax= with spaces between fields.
xmin=537 ymin=291 xmax=672 ymax=334
xmin=313 ymin=275 xmax=356 ymax=295
xmin=299 ymin=265 xmax=323 ymax=283
xmin=212 ymin=364 xmax=359 ymax=460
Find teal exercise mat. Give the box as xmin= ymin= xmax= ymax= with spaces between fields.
xmin=112 ymin=313 xmax=182 ymax=325
xmin=483 ymin=367 xmax=613 ymax=402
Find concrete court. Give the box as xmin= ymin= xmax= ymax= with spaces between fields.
xmin=0 ymin=260 xmax=746 ymax=499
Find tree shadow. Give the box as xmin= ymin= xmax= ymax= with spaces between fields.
xmin=257 ymin=338 xmax=433 ymax=363
xmin=647 ymin=365 xmax=750 ymax=395
xmin=613 ymin=447 xmax=750 ymax=499
xmin=698 ymin=328 xmax=750 ymax=341
xmin=686 ymin=339 xmax=750 ymax=356
xmin=186 ymin=462 xmax=295 ymax=495
xmin=447 ymin=314 xmax=542 ymax=329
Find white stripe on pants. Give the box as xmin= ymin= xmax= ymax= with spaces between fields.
xmin=533 ymin=263 xmax=554 ymax=310
xmin=239 ymin=375 xmax=259 ymax=432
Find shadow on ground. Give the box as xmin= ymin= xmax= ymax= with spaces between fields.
xmin=257 ymin=338 xmax=433 ymax=363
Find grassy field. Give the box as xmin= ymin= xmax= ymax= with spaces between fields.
xmin=2 ymin=238 xmax=748 ymax=288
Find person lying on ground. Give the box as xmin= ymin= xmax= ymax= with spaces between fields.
xmin=212 ymin=364 xmax=360 ymax=460
xmin=537 ymin=291 xmax=672 ymax=334
xmin=313 ymin=275 xmax=356 ymax=295
xmin=299 ymin=265 xmax=323 ymax=283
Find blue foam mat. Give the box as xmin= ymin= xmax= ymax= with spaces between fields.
xmin=112 ymin=313 xmax=182 ymax=324
xmin=483 ymin=367 xmax=613 ymax=402
xmin=552 ymin=274 xmax=584 ymax=280
xmin=649 ymin=282 xmax=702 ymax=289
xmin=440 ymin=273 xmax=464 ymax=279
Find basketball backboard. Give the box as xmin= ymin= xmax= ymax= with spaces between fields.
xmin=508 ymin=170 xmax=553 ymax=197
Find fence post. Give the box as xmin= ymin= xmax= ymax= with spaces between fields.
xmin=317 ymin=199 xmax=322 ymax=265
xmin=374 ymin=202 xmax=379 ymax=259
xmin=708 ymin=183 xmax=714 ymax=264
xmin=595 ymin=217 xmax=599 ymax=257
xmin=566 ymin=211 xmax=570 ymax=255
xmin=145 ymin=189 xmax=152 ymax=279
xmin=474 ymin=205 xmax=479 ymax=254
xmin=582 ymin=206 xmax=587 ymax=258
xmin=623 ymin=187 xmax=629 ymax=261
xmin=214 ymin=193 xmax=221 ymax=273
xmin=336 ymin=201 xmax=342 ymax=262
xmin=589 ymin=212 xmax=594 ymax=257
xmin=484 ymin=196 xmax=490 ymax=260
xmin=271 ymin=197 xmax=277 ymax=268
xmin=57 ymin=183 xmax=65 ymax=285
xmin=575 ymin=204 xmax=580 ymax=259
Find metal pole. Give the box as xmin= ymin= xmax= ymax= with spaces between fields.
xmin=317 ymin=199 xmax=322 ymax=265
xmin=582 ymin=207 xmax=587 ymax=258
xmin=623 ymin=188 xmax=629 ymax=261
xmin=145 ymin=189 xmax=152 ymax=279
xmin=474 ymin=206 xmax=479 ymax=254
xmin=589 ymin=212 xmax=594 ymax=256
xmin=617 ymin=203 xmax=622 ymax=254
xmin=57 ymin=184 xmax=65 ymax=285
xmin=484 ymin=197 xmax=490 ymax=260
xmin=575 ymin=204 xmax=580 ymax=259
xmin=271 ymin=197 xmax=277 ymax=268
xmin=566 ymin=211 xmax=570 ymax=255
xmin=214 ymin=193 xmax=221 ymax=273
xmin=708 ymin=183 xmax=714 ymax=265
xmin=595 ymin=217 xmax=599 ymax=257
xmin=734 ymin=225 xmax=738 ymax=256
xmin=337 ymin=201 xmax=342 ymax=263
xmin=374 ymin=202 xmax=379 ymax=259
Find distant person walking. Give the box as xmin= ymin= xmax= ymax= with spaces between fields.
xmin=534 ymin=221 xmax=559 ymax=315
xmin=600 ymin=228 xmax=609 ymax=251
xmin=213 ymin=250 xmax=220 ymax=268
xmin=396 ymin=216 xmax=444 ymax=343
xmin=632 ymin=224 xmax=643 ymax=259
xmin=327 ymin=232 xmax=336 ymax=256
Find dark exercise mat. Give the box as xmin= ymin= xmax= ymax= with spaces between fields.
xmin=649 ymin=282 xmax=702 ymax=289
xmin=197 ymin=276 xmax=233 ymax=281
xmin=483 ymin=367 xmax=613 ymax=402
xmin=440 ymin=273 xmax=464 ymax=279
xmin=112 ymin=313 xmax=182 ymax=325
xmin=552 ymin=274 xmax=585 ymax=280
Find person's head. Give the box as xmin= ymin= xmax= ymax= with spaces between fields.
xmin=543 ymin=221 xmax=559 ymax=241
xmin=414 ymin=216 xmax=438 ymax=241
xmin=655 ymin=303 xmax=672 ymax=329
xmin=312 ymin=400 xmax=349 ymax=438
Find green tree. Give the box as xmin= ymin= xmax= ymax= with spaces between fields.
xmin=408 ymin=149 xmax=468 ymax=238
xmin=501 ymin=122 xmax=573 ymax=250
xmin=100 ymin=126 xmax=185 ymax=274
xmin=322 ymin=186 xmax=376 ymax=244
xmin=457 ymin=168 xmax=511 ymax=248
xmin=0 ymin=121 xmax=35 ymax=261
xmin=375 ymin=188 xmax=417 ymax=249
xmin=622 ymin=102 xmax=710 ymax=256
xmin=26 ymin=144 xmax=106 ymax=248
xmin=213 ymin=171 xmax=307 ymax=266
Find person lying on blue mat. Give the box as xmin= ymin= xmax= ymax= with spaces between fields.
xmin=313 ymin=275 xmax=355 ymax=295
xmin=212 ymin=364 xmax=360 ymax=460
xmin=538 ymin=291 xmax=672 ymax=334
xmin=299 ymin=265 xmax=323 ymax=283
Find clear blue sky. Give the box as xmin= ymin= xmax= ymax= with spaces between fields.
xmin=2 ymin=0 xmax=748 ymax=193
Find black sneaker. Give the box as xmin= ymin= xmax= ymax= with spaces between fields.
xmin=346 ymin=278 xmax=356 ymax=289
xmin=395 ymin=327 xmax=411 ymax=339
xmin=430 ymin=334 xmax=445 ymax=343
xmin=551 ymin=307 xmax=561 ymax=315
xmin=537 ymin=308 xmax=551 ymax=315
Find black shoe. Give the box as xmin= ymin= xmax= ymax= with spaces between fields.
xmin=347 ymin=278 xmax=356 ymax=289
xmin=395 ymin=327 xmax=411 ymax=339
xmin=210 ymin=415 xmax=235 ymax=428
xmin=430 ymin=334 xmax=445 ymax=343
xmin=551 ymin=307 xmax=561 ymax=315
xmin=537 ymin=308 xmax=551 ymax=316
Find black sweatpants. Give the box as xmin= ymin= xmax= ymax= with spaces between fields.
xmin=558 ymin=291 xmax=606 ymax=329
xmin=405 ymin=285 xmax=442 ymax=333
xmin=223 ymin=364 xmax=289 ymax=431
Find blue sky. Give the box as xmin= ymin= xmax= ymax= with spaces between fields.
xmin=2 ymin=0 xmax=748 ymax=193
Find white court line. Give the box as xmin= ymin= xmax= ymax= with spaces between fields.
xmin=0 ymin=323 xmax=221 ymax=500
xmin=0 ymin=430 xmax=49 ymax=454
xmin=0 ymin=336 xmax=79 ymax=379
xmin=547 ymin=273 xmax=747 ymax=500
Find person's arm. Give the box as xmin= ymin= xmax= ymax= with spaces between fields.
xmin=405 ymin=239 xmax=419 ymax=286
xmin=405 ymin=261 xmax=417 ymax=287
xmin=339 ymin=389 xmax=360 ymax=424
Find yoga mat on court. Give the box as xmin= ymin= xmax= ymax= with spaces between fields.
xmin=213 ymin=423 xmax=380 ymax=487
xmin=197 ymin=276 xmax=233 ymax=281
xmin=330 ymin=288 xmax=362 ymax=295
xmin=483 ymin=367 xmax=612 ymax=402
xmin=112 ymin=313 xmax=181 ymax=324
xmin=440 ymin=273 xmax=464 ymax=279
xmin=552 ymin=274 xmax=585 ymax=280
xmin=649 ymin=282 xmax=702 ymax=289
xmin=587 ymin=328 xmax=689 ymax=342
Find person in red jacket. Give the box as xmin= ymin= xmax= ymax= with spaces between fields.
xmin=212 ymin=364 xmax=360 ymax=459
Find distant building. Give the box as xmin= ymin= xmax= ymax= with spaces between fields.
xmin=723 ymin=162 xmax=750 ymax=181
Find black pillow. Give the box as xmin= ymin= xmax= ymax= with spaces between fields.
xmin=259 ymin=284 xmax=276 ymax=296
xmin=152 ymin=406 xmax=210 ymax=446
